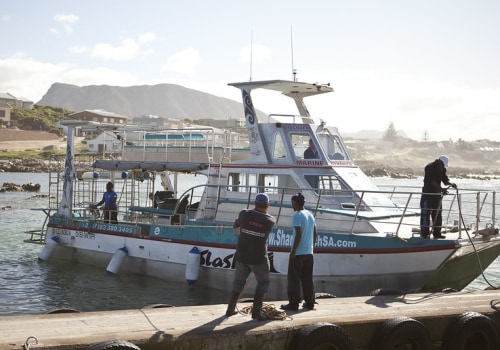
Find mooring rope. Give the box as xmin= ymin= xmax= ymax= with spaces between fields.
xmin=238 ymin=303 xmax=291 ymax=321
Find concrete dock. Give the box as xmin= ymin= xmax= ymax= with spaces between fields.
xmin=1 ymin=290 xmax=499 ymax=349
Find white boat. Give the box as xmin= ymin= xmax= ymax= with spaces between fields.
xmin=25 ymin=79 xmax=500 ymax=299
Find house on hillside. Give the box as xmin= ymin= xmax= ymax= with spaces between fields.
xmin=69 ymin=109 xmax=129 ymax=125
xmin=86 ymin=131 xmax=123 ymax=153
xmin=0 ymin=101 xmax=11 ymax=128
xmin=0 ymin=93 xmax=34 ymax=127
xmin=58 ymin=109 xmax=129 ymax=136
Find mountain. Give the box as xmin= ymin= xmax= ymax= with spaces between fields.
xmin=37 ymin=83 xmax=248 ymax=120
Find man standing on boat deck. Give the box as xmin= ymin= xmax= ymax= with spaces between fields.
xmin=225 ymin=193 xmax=276 ymax=320
xmin=420 ymin=155 xmax=457 ymax=239
xmin=96 ymin=182 xmax=118 ymax=224
xmin=281 ymin=192 xmax=317 ymax=311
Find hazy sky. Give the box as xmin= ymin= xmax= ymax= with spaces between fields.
xmin=1 ymin=1 xmax=499 ymax=141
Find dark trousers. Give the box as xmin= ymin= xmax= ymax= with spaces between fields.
xmin=287 ymin=254 xmax=314 ymax=306
xmin=420 ymin=194 xmax=443 ymax=238
xmin=232 ymin=260 xmax=270 ymax=294
xmin=104 ymin=209 xmax=118 ymax=224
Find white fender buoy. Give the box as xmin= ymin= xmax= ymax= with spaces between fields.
xmin=185 ymin=246 xmax=200 ymax=286
xmin=106 ymin=247 xmax=128 ymax=274
xmin=38 ymin=236 xmax=59 ymax=261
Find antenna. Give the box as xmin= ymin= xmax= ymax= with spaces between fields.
xmin=249 ymin=30 xmax=253 ymax=82
xmin=291 ymin=26 xmax=297 ymax=82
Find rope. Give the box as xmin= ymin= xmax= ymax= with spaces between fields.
xmin=23 ymin=336 xmax=38 ymax=350
xmin=238 ymin=303 xmax=291 ymax=321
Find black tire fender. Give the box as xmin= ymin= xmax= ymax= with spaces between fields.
xmin=141 ymin=303 xmax=174 ymax=309
xmin=290 ymin=322 xmax=353 ymax=350
xmin=45 ymin=308 xmax=80 ymax=314
xmin=370 ymin=316 xmax=432 ymax=350
xmin=441 ymin=311 xmax=500 ymax=350
xmin=86 ymin=340 xmax=140 ymax=350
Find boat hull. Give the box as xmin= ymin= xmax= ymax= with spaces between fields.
xmin=44 ymin=224 xmax=498 ymax=299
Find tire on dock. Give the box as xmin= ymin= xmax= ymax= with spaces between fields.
xmin=86 ymin=340 xmax=140 ymax=350
xmin=370 ymin=316 xmax=431 ymax=350
xmin=440 ymin=311 xmax=500 ymax=350
xmin=45 ymin=308 xmax=80 ymax=314
xmin=289 ymin=322 xmax=353 ymax=350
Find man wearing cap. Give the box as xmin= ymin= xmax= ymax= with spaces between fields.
xmin=420 ymin=155 xmax=457 ymax=239
xmin=225 ymin=193 xmax=276 ymax=320
xmin=281 ymin=192 xmax=317 ymax=311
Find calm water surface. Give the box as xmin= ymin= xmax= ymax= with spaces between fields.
xmin=0 ymin=172 xmax=499 ymax=316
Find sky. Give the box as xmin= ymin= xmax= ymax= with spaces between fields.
xmin=1 ymin=0 xmax=500 ymax=141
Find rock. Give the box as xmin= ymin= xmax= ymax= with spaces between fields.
xmin=0 ymin=158 xmax=50 ymax=173
xmin=0 ymin=182 xmax=41 ymax=192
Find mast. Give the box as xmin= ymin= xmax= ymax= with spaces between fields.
xmin=57 ymin=121 xmax=88 ymax=218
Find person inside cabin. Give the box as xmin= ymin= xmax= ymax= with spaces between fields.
xmin=304 ymin=139 xmax=320 ymax=189
xmin=96 ymin=181 xmax=118 ymax=224
xmin=281 ymin=192 xmax=318 ymax=312
xmin=420 ymin=155 xmax=457 ymax=239
xmin=304 ymin=139 xmax=319 ymax=159
xmin=225 ymin=193 xmax=276 ymax=321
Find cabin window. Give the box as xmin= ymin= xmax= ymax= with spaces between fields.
xmin=227 ymin=173 xmax=258 ymax=192
xmin=290 ymin=133 xmax=314 ymax=159
xmin=228 ymin=172 xmax=298 ymax=196
xmin=318 ymin=134 xmax=347 ymax=161
xmin=305 ymin=174 xmax=347 ymax=194
xmin=315 ymin=175 xmax=352 ymax=196
xmin=273 ymin=132 xmax=287 ymax=159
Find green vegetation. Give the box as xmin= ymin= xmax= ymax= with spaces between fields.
xmin=383 ymin=121 xmax=398 ymax=142
xmin=11 ymin=105 xmax=73 ymax=134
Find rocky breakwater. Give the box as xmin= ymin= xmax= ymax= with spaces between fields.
xmin=0 ymin=158 xmax=51 ymax=173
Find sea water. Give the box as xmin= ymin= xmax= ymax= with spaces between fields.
xmin=0 ymin=172 xmax=499 ymax=316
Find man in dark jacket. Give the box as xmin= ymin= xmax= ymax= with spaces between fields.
xmin=420 ymin=155 xmax=457 ymax=239
xmin=225 ymin=193 xmax=276 ymax=320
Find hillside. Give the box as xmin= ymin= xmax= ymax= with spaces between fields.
xmin=37 ymin=83 xmax=253 ymax=119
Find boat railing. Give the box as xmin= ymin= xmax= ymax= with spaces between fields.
xmin=119 ymin=127 xmax=250 ymax=163
xmin=209 ymin=184 xmax=499 ymax=237
xmin=376 ymin=185 xmax=498 ymax=237
xmin=43 ymin=169 xmax=498 ymax=239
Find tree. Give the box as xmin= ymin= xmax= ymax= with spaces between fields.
xmin=383 ymin=121 xmax=398 ymax=142
xmin=422 ymin=130 xmax=429 ymax=143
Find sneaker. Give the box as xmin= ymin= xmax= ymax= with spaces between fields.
xmin=280 ymin=303 xmax=298 ymax=311
xmin=302 ymin=302 xmax=315 ymax=310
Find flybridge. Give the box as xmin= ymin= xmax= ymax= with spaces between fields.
xmin=228 ymin=79 xmax=333 ymax=97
